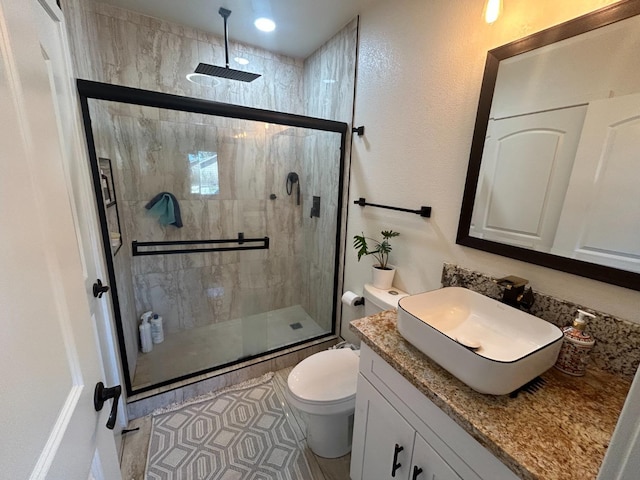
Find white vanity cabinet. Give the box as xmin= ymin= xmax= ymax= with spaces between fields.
xmin=350 ymin=344 xmax=520 ymax=480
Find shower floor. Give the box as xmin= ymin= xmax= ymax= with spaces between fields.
xmin=132 ymin=305 xmax=326 ymax=389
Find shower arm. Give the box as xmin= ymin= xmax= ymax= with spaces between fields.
xmin=220 ymin=7 xmax=231 ymax=69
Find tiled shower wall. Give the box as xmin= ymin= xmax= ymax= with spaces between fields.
xmin=89 ymin=100 xmax=139 ymax=380
xmin=102 ymin=103 xmax=310 ymax=335
xmin=62 ymin=0 xmax=357 ymax=382
xmin=91 ymin=2 xmax=304 ymax=113
xmin=65 ymin=0 xmax=356 ymax=381
xmin=301 ymin=19 xmax=358 ymax=328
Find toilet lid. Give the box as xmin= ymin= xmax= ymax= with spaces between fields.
xmin=288 ymin=349 xmax=359 ymax=403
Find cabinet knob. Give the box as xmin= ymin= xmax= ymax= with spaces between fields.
xmin=391 ymin=443 xmax=404 ymax=477
xmin=412 ymin=465 xmax=424 ymax=479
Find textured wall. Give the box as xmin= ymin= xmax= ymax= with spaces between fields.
xmin=342 ymin=0 xmax=640 ymax=345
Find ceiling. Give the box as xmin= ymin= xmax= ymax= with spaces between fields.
xmin=98 ymin=0 xmax=377 ymax=59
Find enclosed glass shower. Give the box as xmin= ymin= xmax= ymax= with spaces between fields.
xmin=80 ymin=81 xmax=347 ymax=395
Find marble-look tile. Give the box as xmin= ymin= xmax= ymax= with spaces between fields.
xmin=132 ymin=271 xmax=180 ymax=333
xmin=113 ymin=248 xmax=139 ymax=380
xmin=77 ymin=1 xmax=356 ymax=397
xmin=119 ymin=416 xmax=151 ymax=480
xmin=126 ymin=386 xmax=184 ymax=419
xmin=127 ymin=338 xmax=339 ymax=417
xmin=304 ymin=17 xmax=358 ymax=123
xmin=441 ymin=263 xmax=640 ymax=378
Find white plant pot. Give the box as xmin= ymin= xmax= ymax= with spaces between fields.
xmin=372 ymin=264 xmax=396 ymax=290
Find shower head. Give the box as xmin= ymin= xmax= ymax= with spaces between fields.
xmin=194 ymin=7 xmax=261 ymax=83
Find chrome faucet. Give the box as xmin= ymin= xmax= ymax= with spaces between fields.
xmin=495 ymin=275 xmax=535 ymax=310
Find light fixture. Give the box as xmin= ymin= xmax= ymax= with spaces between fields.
xmin=186 ymin=73 xmax=221 ymax=87
xmin=234 ymin=57 xmax=250 ymax=65
xmin=254 ymin=17 xmax=276 ymax=32
xmin=484 ymin=0 xmax=503 ymax=24
xmin=323 ymin=79 xmax=337 ymax=84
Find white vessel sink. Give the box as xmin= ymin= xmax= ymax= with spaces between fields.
xmin=397 ymin=287 xmax=563 ymax=395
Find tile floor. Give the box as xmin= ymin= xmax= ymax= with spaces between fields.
xmin=133 ymin=305 xmax=327 ymax=389
xmin=120 ymin=366 xmax=351 ymax=480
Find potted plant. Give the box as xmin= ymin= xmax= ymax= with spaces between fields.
xmin=353 ymin=230 xmax=400 ymax=289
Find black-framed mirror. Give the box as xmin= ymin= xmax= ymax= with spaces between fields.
xmin=457 ymin=0 xmax=640 ymax=291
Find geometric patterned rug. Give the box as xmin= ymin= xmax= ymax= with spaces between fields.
xmin=145 ymin=373 xmax=313 ymax=480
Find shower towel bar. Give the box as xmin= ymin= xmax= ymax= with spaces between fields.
xmin=132 ymin=234 xmax=269 ymax=256
xmin=354 ymin=197 xmax=431 ymax=218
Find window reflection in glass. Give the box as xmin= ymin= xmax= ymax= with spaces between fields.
xmin=189 ymin=151 xmax=219 ymax=195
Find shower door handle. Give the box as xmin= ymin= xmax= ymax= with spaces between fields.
xmin=94 ymin=381 xmax=122 ymax=430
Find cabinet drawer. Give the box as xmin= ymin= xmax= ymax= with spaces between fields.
xmin=359 ymin=344 xmax=519 ymax=480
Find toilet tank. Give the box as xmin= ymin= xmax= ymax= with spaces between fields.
xmin=363 ymin=284 xmax=408 ymax=316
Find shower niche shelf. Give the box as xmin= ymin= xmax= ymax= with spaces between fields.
xmin=95 ymin=157 xmax=122 ymax=257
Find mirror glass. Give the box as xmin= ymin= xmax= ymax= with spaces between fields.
xmin=457 ymin=1 xmax=640 ymax=290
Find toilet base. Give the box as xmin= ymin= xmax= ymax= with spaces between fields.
xmin=305 ymin=410 xmax=354 ymax=458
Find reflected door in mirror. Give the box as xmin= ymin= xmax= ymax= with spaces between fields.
xmin=471 ymin=107 xmax=586 ymax=251
xmin=552 ymin=93 xmax=640 ymax=273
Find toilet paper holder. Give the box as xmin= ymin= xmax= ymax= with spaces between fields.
xmin=342 ymin=291 xmax=365 ymax=307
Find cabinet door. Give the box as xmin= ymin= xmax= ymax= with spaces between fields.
xmin=410 ymin=434 xmax=462 ymax=480
xmin=351 ymin=374 xmax=415 ymax=480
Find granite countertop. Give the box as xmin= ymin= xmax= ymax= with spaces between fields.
xmin=350 ymin=311 xmax=632 ymax=480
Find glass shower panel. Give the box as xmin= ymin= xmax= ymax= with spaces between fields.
xmin=87 ymin=99 xmax=342 ymax=391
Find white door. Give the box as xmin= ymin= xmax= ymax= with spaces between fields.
xmin=33 ymin=0 xmax=127 ymax=430
xmin=0 ymin=0 xmax=121 ymax=478
xmin=350 ymin=374 xmax=415 ymax=480
xmin=552 ymin=93 xmax=640 ymax=273
xmin=470 ymin=106 xmax=586 ymax=251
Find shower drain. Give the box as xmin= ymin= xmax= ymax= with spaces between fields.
xmin=289 ymin=322 xmax=303 ymax=330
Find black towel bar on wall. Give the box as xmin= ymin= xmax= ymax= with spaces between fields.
xmin=132 ymin=234 xmax=269 ymax=256
xmin=354 ymin=197 xmax=431 ymax=218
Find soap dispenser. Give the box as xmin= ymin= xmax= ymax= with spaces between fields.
xmin=554 ymin=309 xmax=595 ymax=376
xmin=139 ymin=311 xmax=153 ymax=353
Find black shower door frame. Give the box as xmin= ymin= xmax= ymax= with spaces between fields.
xmin=77 ymin=79 xmax=349 ymax=396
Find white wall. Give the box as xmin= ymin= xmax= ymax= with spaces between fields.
xmin=341 ymin=0 xmax=640 ymax=343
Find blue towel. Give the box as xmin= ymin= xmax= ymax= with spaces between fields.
xmin=145 ymin=192 xmax=183 ymax=228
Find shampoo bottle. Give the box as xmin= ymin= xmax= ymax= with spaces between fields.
xmin=139 ymin=311 xmax=153 ymax=353
xmin=554 ymin=309 xmax=595 ymax=376
xmin=151 ymin=313 xmax=164 ymax=344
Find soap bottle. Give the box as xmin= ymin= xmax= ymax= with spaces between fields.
xmin=139 ymin=311 xmax=153 ymax=353
xmin=554 ymin=309 xmax=595 ymax=376
xmin=151 ymin=313 xmax=164 ymax=344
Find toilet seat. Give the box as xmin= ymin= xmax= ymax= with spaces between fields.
xmin=287 ymin=349 xmax=359 ymax=415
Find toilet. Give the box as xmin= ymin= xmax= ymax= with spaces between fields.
xmin=286 ymin=283 xmax=408 ymax=458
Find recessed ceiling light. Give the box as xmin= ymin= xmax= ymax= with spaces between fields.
xmin=186 ymin=73 xmax=221 ymax=87
xmin=254 ymin=17 xmax=276 ymax=32
xmin=323 ymin=79 xmax=337 ymax=84
xmin=234 ymin=57 xmax=250 ymax=65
